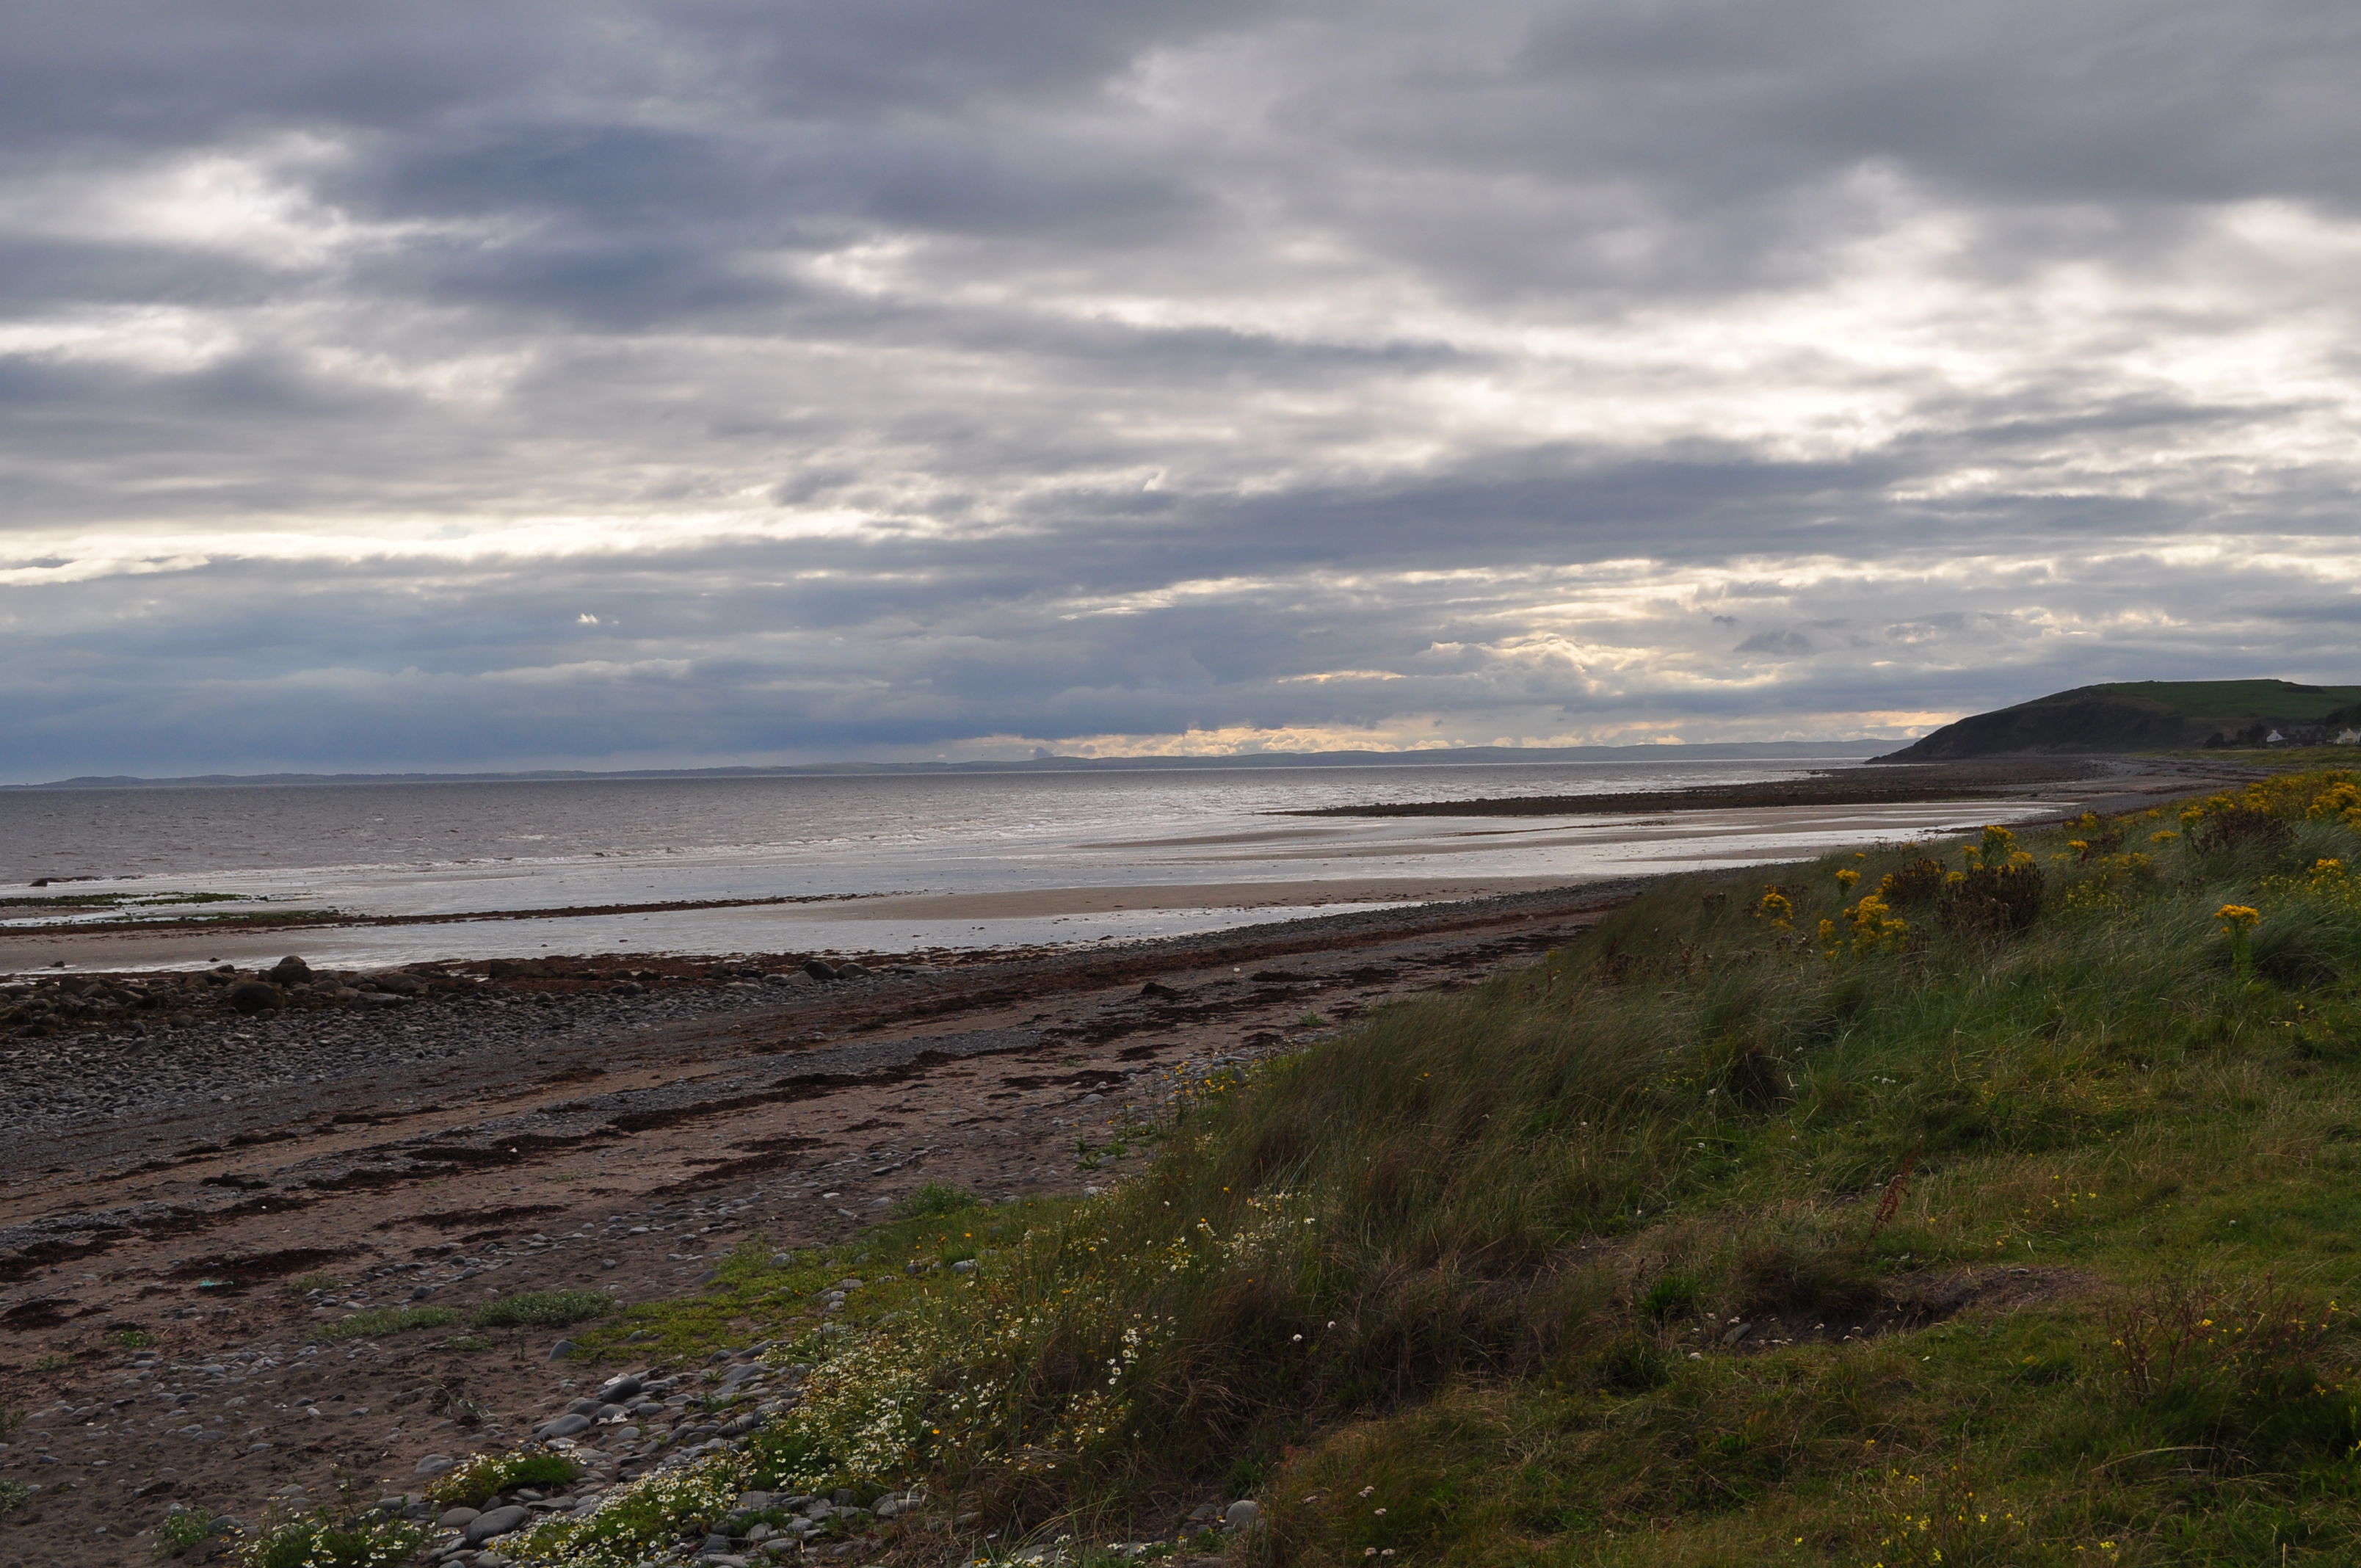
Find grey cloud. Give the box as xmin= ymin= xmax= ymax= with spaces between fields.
xmin=3 ymin=0 xmax=2360 ymax=774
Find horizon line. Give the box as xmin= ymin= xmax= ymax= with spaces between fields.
xmin=3 ymin=737 xmax=1896 ymax=790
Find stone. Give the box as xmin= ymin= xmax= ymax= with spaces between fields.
xmin=227 ymin=981 xmax=283 ymax=1015
xmin=873 ymin=1495 xmax=904 ymax=1520
xmin=833 ymin=961 xmax=871 ymax=979
xmin=764 ymin=972 xmax=817 ymax=990
xmin=537 ymin=1412 xmax=594 ymax=1439
xmin=801 ymin=959 xmax=838 ymax=981
xmin=567 ymin=1398 xmax=602 ymax=1416
xmin=266 ymin=955 xmax=313 ymax=987
xmin=414 ymin=1454 xmax=456 ymax=1476
xmin=438 ymin=1506 xmax=482 ymax=1528
xmin=594 ymin=1373 xmax=645 ymax=1404
xmin=1225 ymin=1500 xmax=1261 ymax=1532
xmin=465 ymin=1505 xmax=532 ymax=1542
xmin=548 ymin=1339 xmax=579 ymax=1361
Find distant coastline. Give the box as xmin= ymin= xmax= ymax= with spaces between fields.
xmin=4 ymin=738 xmax=1890 ymax=791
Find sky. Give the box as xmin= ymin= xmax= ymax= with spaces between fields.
xmin=5 ymin=0 xmax=2361 ymax=778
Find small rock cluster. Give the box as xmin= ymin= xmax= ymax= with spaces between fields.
xmin=418 ymin=1340 xmax=1272 ymax=1568
xmin=408 ymin=1351 xmax=914 ymax=1567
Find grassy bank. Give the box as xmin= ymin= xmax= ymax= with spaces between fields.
xmin=491 ymin=773 xmax=2361 ymax=1568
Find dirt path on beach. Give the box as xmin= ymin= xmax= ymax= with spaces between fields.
xmin=0 ymin=887 xmax=1633 ymax=1567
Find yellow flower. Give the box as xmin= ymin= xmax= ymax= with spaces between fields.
xmin=2216 ymin=903 xmax=2260 ymax=932
xmin=1835 ymin=867 xmax=1861 ymax=890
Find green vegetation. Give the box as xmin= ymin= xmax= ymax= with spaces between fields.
xmin=498 ymin=770 xmax=2361 ymax=1567
xmin=471 ymin=1289 xmax=619 ymax=1330
xmin=2103 ymin=678 xmax=2361 ymax=722
xmin=893 ymin=1181 xmax=985 ymax=1221
xmin=425 ymin=1451 xmax=584 ymax=1509
xmin=106 ymin=1327 xmax=156 ymax=1349
xmin=1886 ymin=678 xmax=2361 ymax=758
xmin=231 ymin=1508 xmax=422 ymax=1568
xmin=562 ymin=1216 xmax=1051 ymax=1368
xmin=285 ymin=1271 xmax=344 ymax=1295
xmin=0 ymin=1478 xmax=30 ymax=1518
xmin=313 ymin=1304 xmax=457 ymax=1341
xmin=154 ymin=1504 xmax=214 ymax=1557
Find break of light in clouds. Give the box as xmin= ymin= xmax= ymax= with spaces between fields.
xmin=5 ymin=0 xmax=2361 ymax=777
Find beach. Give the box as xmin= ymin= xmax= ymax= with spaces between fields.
xmin=0 ymin=750 xmax=2252 ymax=1561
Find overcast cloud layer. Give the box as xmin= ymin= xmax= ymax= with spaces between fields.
xmin=5 ymin=0 xmax=2360 ymax=777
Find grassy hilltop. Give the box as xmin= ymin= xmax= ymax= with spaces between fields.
xmin=247 ymin=772 xmax=2361 ymax=1568
xmin=1883 ymin=679 xmax=2361 ymax=760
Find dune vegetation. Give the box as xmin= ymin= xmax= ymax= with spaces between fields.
xmin=416 ymin=771 xmax=2361 ymax=1568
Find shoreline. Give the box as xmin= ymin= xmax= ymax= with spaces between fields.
xmin=0 ymin=769 xmax=2211 ymax=974
xmin=1280 ymin=753 xmax=2245 ymax=817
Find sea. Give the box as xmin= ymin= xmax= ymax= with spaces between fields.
xmin=0 ymin=759 xmax=2045 ymax=970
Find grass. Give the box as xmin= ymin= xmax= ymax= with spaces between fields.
xmin=427 ymin=1451 xmax=584 ymax=1509
xmin=107 ymin=1327 xmax=156 ymax=1349
xmin=285 ymin=1271 xmax=344 ymax=1294
xmin=560 ymin=1205 xmax=1053 ymax=1369
xmin=895 ymin=1181 xmax=986 ymax=1220
xmin=312 ymin=1305 xmax=456 ymax=1341
xmin=155 ymin=1505 xmax=213 ymax=1557
xmin=471 ymin=1289 xmax=620 ymax=1329
xmin=497 ymin=772 xmax=2361 ymax=1567
xmin=0 ymin=1478 xmax=29 ymax=1518
xmin=231 ymin=1509 xmax=423 ymax=1568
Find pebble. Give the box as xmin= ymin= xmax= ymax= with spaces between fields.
xmin=465 ymin=1504 xmax=532 ymax=1543
xmin=0 ymin=966 xmax=874 ymax=1139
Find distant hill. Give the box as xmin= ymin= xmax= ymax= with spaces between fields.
xmin=6 ymin=739 xmax=1890 ymax=791
xmin=1879 ymin=680 xmax=2361 ymax=761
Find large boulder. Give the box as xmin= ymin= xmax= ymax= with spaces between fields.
xmin=266 ymin=955 xmax=312 ymax=987
xmin=227 ymin=981 xmax=283 ymax=1015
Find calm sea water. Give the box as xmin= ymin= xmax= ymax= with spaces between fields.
xmin=0 ymin=760 xmax=2038 ymax=967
